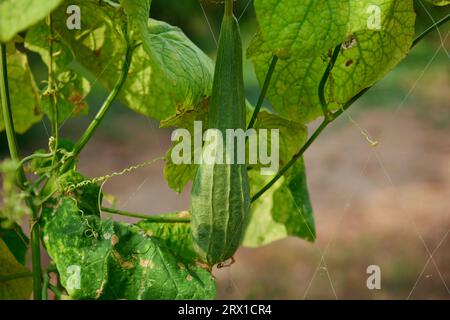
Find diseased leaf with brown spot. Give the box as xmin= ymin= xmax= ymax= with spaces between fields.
xmin=51 ymin=0 xmax=213 ymax=122
xmin=41 ymin=198 xmax=216 ymax=299
xmin=25 ymin=22 xmax=91 ymax=124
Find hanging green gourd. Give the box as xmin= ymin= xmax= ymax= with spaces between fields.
xmin=190 ymin=0 xmax=250 ymax=267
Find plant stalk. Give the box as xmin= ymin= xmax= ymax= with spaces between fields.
xmin=0 ymin=44 xmax=43 ymax=300
xmin=225 ymin=0 xmax=233 ymax=17
xmin=48 ymin=14 xmax=59 ymax=169
xmin=251 ymin=119 xmax=330 ymax=202
xmin=247 ymin=55 xmax=278 ymax=130
xmin=101 ymin=207 xmax=191 ymax=223
xmin=61 ymin=42 xmax=134 ymax=172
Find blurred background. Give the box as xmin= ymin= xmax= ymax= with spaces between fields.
xmin=1 ymin=0 xmax=449 ymax=299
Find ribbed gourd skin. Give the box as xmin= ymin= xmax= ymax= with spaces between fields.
xmin=190 ymin=9 xmax=250 ymax=266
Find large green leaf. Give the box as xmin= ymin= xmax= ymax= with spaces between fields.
xmin=0 ymin=0 xmax=64 ymax=42
xmin=244 ymin=159 xmax=315 ymax=247
xmin=41 ymin=198 xmax=216 ymax=299
xmin=25 ymin=23 xmax=91 ymax=124
xmin=0 ymin=49 xmax=42 ymax=133
xmin=250 ymin=0 xmax=416 ymax=124
xmin=0 ymin=238 xmax=32 ymax=300
xmin=52 ymin=0 xmax=213 ymax=121
xmin=254 ymin=0 xmax=414 ymax=59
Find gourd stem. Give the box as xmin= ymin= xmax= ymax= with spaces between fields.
xmin=0 ymin=44 xmax=43 ymax=300
xmin=247 ymin=55 xmax=278 ymax=130
xmin=101 ymin=207 xmax=191 ymax=223
xmin=225 ymin=0 xmax=233 ymax=17
xmin=251 ymin=17 xmax=448 ymax=202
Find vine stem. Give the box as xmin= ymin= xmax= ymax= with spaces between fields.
xmin=318 ymin=44 xmax=341 ymax=119
xmin=61 ymin=41 xmax=134 ymax=172
xmin=48 ymin=284 xmax=63 ymax=300
xmin=48 ymin=14 xmax=59 ymax=170
xmin=101 ymin=207 xmax=191 ymax=223
xmin=41 ymin=272 xmax=49 ymax=300
xmin=0 ymin=45 xmax=20 ymax=162
xmin=251 ymin=16 xmax=450 ymax=203
xmin=412 ymin=14 xmax=450 ymax=48
xmin=247 ymin=56 xmax=278 ymax=130
xmin=251 ymin=119 xmax=330 ymax=202
xmin=0 ymin=44 xmax=43 ymax=299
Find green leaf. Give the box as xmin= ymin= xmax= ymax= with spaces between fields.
xmin=0 ymin=0 xmax=64 ymax=43
xmin=164 ymin=157 xmax=197 ymax=194
xmin=41 ymin=169 xmax=102 ymax=216
xmin=0 ymin=49 xmax=42 ymax=133
xmin=424 ymin=0 xmax=450 ymax=6
xmin=251 ymin=110 xmax=308 ymax=170
xmin=161 ymin=102 xmax=209 ymax=193
xmin=136 ymin=212 xmax=196 ymax=265
xmin=0 ymin=160 xmax=30 ymax=226
xmin=244 ymin=159 xmax=315 ymax=247
xmin=0 ymin=238 xmax=32 ymax=300
xmin=250 ymin=0 xmax=416 ymax=124
xmin=254 ymin=0 xmax=414 ymax=59
xmin=52 ymin=0 xmax=213 ymax=121
xmin=25 ymin=22 xmax=91 ymax=124
xmin=0 ymin=221 xmax=29 ymax=265
xmin=28 ymin=139 xmax=75 ymax=176
xmin=59 ymin=170 xmax=102 ymax=216
xmin=41 ymin=198 xmax=216 ymax=299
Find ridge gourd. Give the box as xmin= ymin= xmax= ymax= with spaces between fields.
xmin=190 ymin=0 xmax=250 ymax=267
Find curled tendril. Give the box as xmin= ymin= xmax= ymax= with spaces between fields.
xmin=65 ymin=156 xmax=164 ymax=193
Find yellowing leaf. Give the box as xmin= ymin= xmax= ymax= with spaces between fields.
xmin=244 ymin=160 xmax=315 ymax=247
xmin=0 ymin=238 xmax=32 ymax=300
xmin=0 ymin=50 xmax=42 ymax=133
xmin=0 ymin=0 xmax=64 ymax=42
xmin=250 ymin=0 xmax=415 ymax=123
xmin=51 ymin=0 xmax=213 ymax=122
